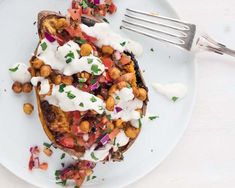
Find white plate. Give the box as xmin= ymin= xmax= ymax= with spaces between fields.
xmin=0 ymin=0 xmax=196 ymax=188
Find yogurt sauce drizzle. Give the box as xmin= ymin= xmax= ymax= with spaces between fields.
xmin=45 ymin=84 xmax=105 ymax=114
xmin=37 ymin=39 xmax=105 ymax=76
xmin=80 ymin=23 xmax=143 ymax=56
xmin=31 ymin=77 xmax=50 ymax=95
xmin=106 ymin=87 xmax=143 ymax=121
xmin=9 ymin=63 xmax=31 ymax=83
xmin=152 ymin=83 xmax=188 ymax=101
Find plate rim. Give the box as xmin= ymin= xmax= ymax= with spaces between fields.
xmin=0 ymin=0 xmax=197 ymax=187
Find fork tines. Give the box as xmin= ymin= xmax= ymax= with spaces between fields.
xmin=121 ymin=8 xmax=196 ymax=50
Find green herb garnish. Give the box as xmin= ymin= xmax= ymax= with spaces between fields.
xmin=103 ymin=18 xmax=109 ymax=23
xmin=117 ymin=143 xmax=120 ymax=147
xmin=56 ymin=180 xmax=67 ymax=186
xmin=61 ymin=163 xmax=65 ymax=167
xmin=66 ymin=91 xmax=76 ymax=99
xmin=90 ymin=96 xmax=97 ymax=102
xmin=120 ymin=41 xmax=126 ymax=46
xmin=172 ymin=96 xmax=178 ymax=102
xmin=106 ymin=114 xmax=111 ymax=120
xmin=126 ymin=83 xmax=132 ymax=88
xmin=87 ymin=176 xmax=91 ymax=181
xmin=79 ymin=102 xmax=84 ymax=107
xmin=150 ymin=48 xmax=154 ymax=52
xmin=91 ymin=176 xmax=97 ymax=180
xmin=148 ymin=116 xmax=159 ymax=120
xmin=74 ymin=37 xmax=86 ymax=45
xmin=91 ymin=64 xmax=101 ymax=74
xmin=65 ymin=51 xmax=75 ymax=59
xmin=87 ymin=58 xmax=93 ymax=64
xmin=40 ymin=42 xmax=47 ymax=51
xmin=9 ymin=64 xmax=19 ymax=72
xmin=43 ymin=142 xmax=52 ymax=148
xmin=90 ymin=152 xmax=99 ymax=161
xmin=74 ymin=186 xmax=80 ymax=188
xmin=80 ymin=0 xmax=88 ymax=8
xmin=138 ymin=119 xmax=142 ymax=129
xmin=90 ymin=79 xmax=97 ymax=85
xmin=66 ymin=58 xmax=72 ymax=64
xmin=76 ymin=49 xmax=80 ymax=55
xmin=59 ymin=84 xmax=66 ymax=93
xmin=115 ymin=96 xmax=120 ymax=100
xmin=78 ymin=78 xmax=86 ymax=83
xmin=60 ymin=153 xmax=66 ymax=160
xmin=98 ymin=106 xmax=103 ymax=110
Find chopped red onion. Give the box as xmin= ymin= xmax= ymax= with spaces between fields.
xmin=34 ymin=157 xmax=40 ymax=168
xmin=90 ymin=81 xmax=100 ymax=91
xmin=100 ymin=134 xmax=110 ymax=145
xmin=115 ymin=106 xmax=123 ymax=113
xmin=94 ymin=0 xmax=100 ymax=4
xmin=45 ymin=32 xmax=56 ymax=42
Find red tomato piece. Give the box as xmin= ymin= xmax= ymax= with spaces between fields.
xmin=68 ymin=8 xmax=82 ymax=21
xmin=120 ymin=54 xmax=131 ymax=65
xmin=108 ymin=3 xmax=117 ymax=14
xmin=82 ymin=32 xmax=97 ymax=43
xmin=58 ymin=136 xmax=75 ymax=148
xmin=102 ymin=57 xmax=114 ymax=69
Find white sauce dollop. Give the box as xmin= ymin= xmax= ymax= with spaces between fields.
xmin=114 ymin=130 xmax=129 ymax=147
xmin=45 ymin=84 xmax=105 ymax=114
xmin=9 ymin=63 xmax=31 ymax=83
xmin=152 ymin=83 xmax=188 ymax=101
xmin=80 ymin=23 xmax=143 ymax=56
xmin=107 ymin=87 xmax=143 ymax=121
xmin=37 ymin=39 xmax=105 ymax=76
xmin=80 ymin=144 xmax=112 ymax=162
xmin=31 ymin=77 xmax=50 ymax=95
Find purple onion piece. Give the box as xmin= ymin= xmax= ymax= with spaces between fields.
xmin=45 ymin=32 xmax=56 ymax=42
xmin=100 ymin=134 xmax=110 ymax=145
xmin=90 ymin=81 xmax=100 ymax=91
xmin=115 ymin=106 xmax=123 ymax=113
xmin=94 ymin=0 xmax=100 ymax=4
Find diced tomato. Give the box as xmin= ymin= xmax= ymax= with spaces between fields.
xmin=72 ymin=111 xmax=81 ymax=122
xmin=108 ymin=128 xmax=120 ymax=140
xmin=55 ymin=35 xmax=66 ymax=46
xmin=76 ymin=137 xmax=86 ymax=146
xmin=108 ymin=3 xmax=117 ymax=14
xmin=82 ymin=7 xmax=94 ymax=16
xmin=120 ymin=54 xmax=131 ymax=65
xmin=71 ymin=0 xmax=80 ymax=9
xmin=71 ymin=125 xmax=80 ymax=134
xmin=105 ymin=72 xmax=113 ymax=82
xmin=65 ymin=26 xmax=83 ymax=38
xmin=82 ymin=32 xmax=97 ymax=43
xmin=68 ymin=8 xmax=82 ymax=21
xmin=102 ymin=57 xmax=114 ymax=69
xmin=58 ymin=136 xmax=75 ymax=148
xmin=39 ymin=162 xmax=48 ymax=171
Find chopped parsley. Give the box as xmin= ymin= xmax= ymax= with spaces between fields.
xmin=138 ymin=119 xmax=142 ymax=129
xmin=120 ymin=41 xmax=126 ymax=46
xmin=126 ymin=83 xmax=132 ymax=88
xmin=76 ymin=49 xmax=80 ymax=55
xmin=90 ymin=152 xmax=99 ymax=161
xmin=59 ymin=84 xmax=66 ymax=93
xmin=106 ymin=114 xmax=111 ymax=120
xmin=172 ymin=96 xmax=178 ymax=102
xmin=150 ymin=48 xmax=154 ymax=52
xmin=65 ymin=51 xmax=75 ymax=59
xmin=74 ymin=186 xmax=80 ymax=188
xmin=148 ymin=116 xmax=159 ymax=120
xmin=56 ymin=180 xmax=67 ymax=186
xmin=103 ymin=18 xmax=109 ymax=23
xmin=117 ymin=143 xmax=120 ymax=147
xmin=66 ymin=58 xmax=72 ymax=64
xmin=61 ymin=163 xmax=65 ymax=167
xmin=66 ymin=91 xmax=76 ymax=99
xmin=40 ymin=42 xmax=47 ymax=51
xmin=78 ymin=78 xmax=86 ymax=83
xmin=90 ymin=96 xmax=97 ymax=102
xmin=43 ymin=142 xmax=53 ymax=148
xmin=87 ymin=58 xmax=93 ymax=64
xmin=60 ymin=153 xmax=66 ymax=160
xmin=9 ymin=64 xmax=19 ymax=72
xmin=80 ymin=0 xmax=88 ymax=8
xmin=115 ymin=96 xmax=120 ymax=100
xmin=79 ymin=102 xmax=84 ymax=107
xmin=87 ymin=176 xmax=91 ymax=181
xmin=92 ymin=176 xmax=97 ymax=180
xmin=91 ymin=64 xmax=101 ymax=74
xmin=98 ymin=106 xmax=103 ymax=110
xmin=74 ymin=37 xmax=86 ymax=45
xmin=90 ymin=78 xmax=97 ymax=85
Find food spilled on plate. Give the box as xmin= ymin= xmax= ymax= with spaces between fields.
xmin=9 ymin=0 xmax=152 ymax=187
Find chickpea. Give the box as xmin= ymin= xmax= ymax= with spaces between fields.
xmin=52 ymin=74 xmax=62 ymax=85
xmin=28 ymin=67 xmax=36 ymax=77
xmin=137 ymin=88 xmax=147 ymax=101
xmin=115 ymin=119 xmax=125 ymax=129
xmin=23 ymin=103 xmax=34 ymax=115
xmin=108 ymin=84 xmax=117 ymax=95
xmin=32 ymin=58 xmax=44 ymax=69
xmin=117 ymin=81 xmax=128 ymax=90
xmin=12 ymin=81 xmax=22 ymax=93
xmin=22 ymin=82 xmax=33 ymax=93
xmin=62 ymin=75 xmax=73 ymax=85
xmin=86 ymin=169 xmax=93 ymax=176
xmin=105 ymin=96 xmax=115 ymax=111
xmin=108 ymin=67 xmax=121 ymax=80
xmin=132 ymin=87 xmax=140 ymax=97
xmin=80 ymin=43 xmax=93 ymax=56
xmin=40 ymin=65 xmax=52 ymax=77
xmin=81 ymin=72 xmax=90 ymax=80
xmin=125 ymin=127 xmax=140 ymax=139
xmin=106 ymin=122 xmax=114 ymax=131
xmin=79 ymin=121 xmax=90 ymax=133
xmin=101 ymin=45 xmax=114 ymax=55
xmin=43 ymin=148 xmax=53 ymax=157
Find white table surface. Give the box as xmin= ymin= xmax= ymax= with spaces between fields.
xmin=1 ymin=0 xmax=235 ymax=187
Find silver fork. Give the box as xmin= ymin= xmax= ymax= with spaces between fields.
xmin=120 ymin=8 xmax=235 ymax=57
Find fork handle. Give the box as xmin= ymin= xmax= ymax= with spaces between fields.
xmin=196 ymin=34 xmax=235 ymax=57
